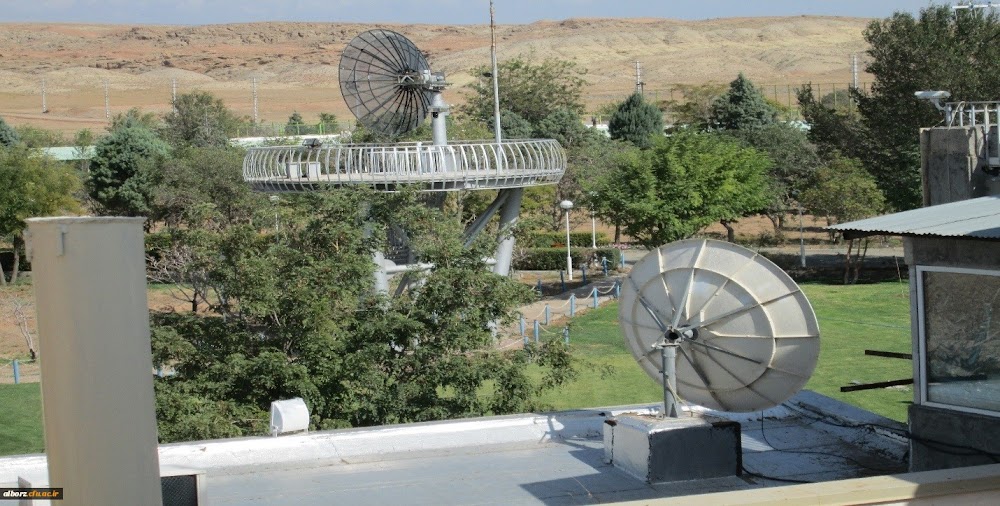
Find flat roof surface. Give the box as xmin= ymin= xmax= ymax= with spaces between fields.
xmin=829 ymin=195 xmax=1000 ymax=240
xmin=0 ymin=392 xmax=909 ymax=505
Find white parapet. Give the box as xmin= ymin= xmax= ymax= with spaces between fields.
xmin=26 ymin=217 xmax=162 ymax=506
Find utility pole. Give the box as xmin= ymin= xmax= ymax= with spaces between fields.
xmin=104 ymin=80 xmax=110 ymax=121
xmin=851 ymin=54 xmax=858 ymax=89
xmin=490 ymin=0 xmax=502 ymax=144
xmin=635 ymin=60 xmax=644 ymax=96
xmin=171 ymin=78 xmax=177 ymax=111
xmin=252 ymin=76 xmax=259 ymax=124
xmin=41 ymin=78 xmax=48 ymax=114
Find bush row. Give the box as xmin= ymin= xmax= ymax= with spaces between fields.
xmin=513 ymin=247 xmax=622 ymax=271
xmin=526 ymin=231 xmax=611 ymax=248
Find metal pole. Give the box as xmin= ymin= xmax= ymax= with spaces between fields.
xmin=635 ymin=61 xmax=643 ymax=95
xmin=544 ymin=304 xmax=550 ymax=325
xmin=565 ymin=208 xmax=573 ymax=280
xmin=592 ymin=287 xmax=599 ymax=308
xmin=533 ymin=320 xmax=540 ymax=343
xmin=171 ymin=77 xmax=177 ymax=111
xmin=490 ymin=0 xmax=502 ymax=145
xmin=799 ymin=204 xmax=806 ymax=268
xmin=852 ymin=54 xmax=859 ymax=89
xmin=570 ymin=294 xmax=576 ymax=317
xmin=104 ymin=80 xmax=110 ymax=122
xmin=661 ymin=344 xmax=679 ymax=418
xmin=41 ymin=78 xmax=47 ymax=114
xmin=12 ymin=359 xmax=19 ymax=385
xmin=591 ymin=211 xmax=597 ymax=248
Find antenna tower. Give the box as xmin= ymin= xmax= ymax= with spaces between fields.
xmin=635 ymin=61 xmax=644 ymax=95
xmin=41 ymin=78 xmax=47 ymax=114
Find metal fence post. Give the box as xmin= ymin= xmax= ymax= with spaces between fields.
xmin=581 ymin=265 xmax=588 ymax=285
xmin=520 ymin=315 xmax=526 ymax=336
xmin=614 ymin=281 xmax=621 ymax=299
xmin=536 ymin=277 xmax=543 ymax=295
xmin=563 ymin=326 xmax=570 ymax=345
xmin=570 ymin=294 xmax=576 ymax=317
xmin=544 ymin=304 xmax=551 ymax=325
xmin=619 ymin=250 xmax=626 ymax=268
xmin=12 ymin=359 xmax=19 ymax=385
xmin=602 ymin=256 xmax=609 ymax=276
xmin=593 ymin=288 xmax=599 ymax=308
xmin=559 ymin=270 xmax=566 ymax=292
xmin=534 ymin=320 xmax=540 ymax=343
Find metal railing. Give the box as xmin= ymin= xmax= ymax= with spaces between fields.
xmin=243 ymin=139 xmax=566 ymax=192
xmin=942 ymin=101 xmax=1000 ymax=128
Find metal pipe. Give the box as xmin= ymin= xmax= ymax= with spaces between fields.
xmin=662 ymin=344 xmax=679 ymax=418
xmin=27 ymin=217 xmax=162 ymax=506
xmin=490 ymin=0 xmax=502 ymax=145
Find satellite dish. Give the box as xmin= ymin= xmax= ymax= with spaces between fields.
xmin=619 ymin=239 xmax=820 ymax=415
xmin=339 ymin=29 xmax=446 ymax=137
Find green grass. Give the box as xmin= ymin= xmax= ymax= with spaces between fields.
xmin=0 ymin=383 xmax=43 ymax=455
xmin=536 ymin=281 xmax=914 ymax=422
xmin=0 ymin=281 xmax=913 ymax=456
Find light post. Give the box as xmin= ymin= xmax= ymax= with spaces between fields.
xmin=269 ymin=195 xmax=280 ymax=234
xmin=589 ymin=191 xmax=598 ymax=249
xmin=560 ymin=200 xmax=574 ymax=280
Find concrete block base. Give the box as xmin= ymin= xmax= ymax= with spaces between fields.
xmin=603 ymin=413 xmax=741 ymax=483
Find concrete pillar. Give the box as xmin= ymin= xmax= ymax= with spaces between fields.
xmin=492 ymin=187 xmax=524 ymax=276
xmin=920 ymin=127 xmax=1000 ymax=206
xmin=26 ymin=217 xmax=162 ymax=506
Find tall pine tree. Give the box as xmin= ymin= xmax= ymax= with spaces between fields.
xmin=608 ymin=92 xmax=663 ymax=149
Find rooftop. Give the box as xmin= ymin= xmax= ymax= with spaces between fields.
xmin=829 ymin=195 xmax=1000 ymax=241
xmin=0 ymin=391 xmax=909 ymax=505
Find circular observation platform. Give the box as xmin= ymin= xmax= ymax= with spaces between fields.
xmin=242 ymin=139 xmax=566 ymax=192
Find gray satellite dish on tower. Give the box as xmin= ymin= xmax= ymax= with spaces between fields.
xmin=339 ymin=29 xmax=447 ymax=140
xmin=619 ymin=239 xmax=820 ymax=416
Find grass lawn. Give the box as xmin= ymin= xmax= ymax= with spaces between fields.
xmin=0 ymin=383 xmax=43 ymax=455
xmin=535 ymin=281 xmax=914 ymax=422
xmin=0 ymin=281 xmax=913 ymax=457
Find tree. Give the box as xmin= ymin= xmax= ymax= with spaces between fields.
xmin=13 ymin=125 xmax=64 ymax=148
xmin=462 ymin=54 xmax=587 ymax=127
xmin=87 ymin=111 xmax=171 ymax=217
xmin=584 ymin=142 xmax=645 ymax=243
xmin=709 ymin=73 xmax=778 ymax=131
xmin=726 ymin=122 xmax=821 ymax=235
xmin=855 ymin=5 xmax=1000 ymax=210
xmin=608 ymin=93 xmax=663 ymax=149
xmin=495 ymin=110 xmax=533 ymax=139
xmin=664 ymin=83 xmax=726 ymax=128
xmin=162 ymin=91 xmax=239 ymax=148
xmin=150 ymin=145 xmax=260 ymax=229
xmin=800 ymin=154 xmax=886 ymax=283
xmin=0 ymin=145 xmax=81 ymax=284
xmin=285 ymin=111 xmax=306 ymax=135
xmin=0 ymin=116 xmax=19 ymax=147
xmin=611 ymin=132 xmax=772 ymax=247
xmin=149 ymin=190 xmax=575 ymax=441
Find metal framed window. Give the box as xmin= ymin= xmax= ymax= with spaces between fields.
xmin=916 ymin=265 xmax=1000 ymax=417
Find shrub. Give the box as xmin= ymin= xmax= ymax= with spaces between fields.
xmin=514 ymin=247 xmax=621 ymax=271
xmin=528 ymin=231 xmax=611 ymax=248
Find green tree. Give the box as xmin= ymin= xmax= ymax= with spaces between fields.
xmin=584 ymin=142 xmax=645 ymax=243
xmin=149 ymin=190 xmax=575 ymax=441
xmin=608 ymin=92 xmax=664 ymax=149
xmin=664 ymin=83 xmax=726 ymax=128
xmin=162 ymin=91 xmax=240 ymax=148
xmin=709 ymin=73 xmax=778 ymax=131
xmin=612 ymin=132 xmax=772 ymax=247
xmin=0 ymin=116 xmax=19 ymax=147
xmin=800 ymin=154 xmax=886 ymax=283
xmin=285 ymin=111 xmax=306 ymax=135
xmin=13 ymin=125 xmax=65 ymax=148
xmin=150 ymin=145 xmax=260 ymax=229
xmin=495 ymin=110 xmax=533 ymax=139
xmin=318 ymin=112 xmax=338 ymax=133
xmin=462 ymin=54 xmax=587 ymax=127
xmin=855 ymin=5 xmax=1000 ymax=210
xmin=726 ymin=122 xmax=821 ymax=235
xmin=0 ymin=146 xmax=81 ymax=284
xmin=87 ymin=111 xmax=170 ymax=217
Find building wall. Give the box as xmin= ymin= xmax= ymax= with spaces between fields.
xmin=906 ymin=237 xmax=1000 ymax=471
xmin=919 ymin=127 xmax=1000 ymax=206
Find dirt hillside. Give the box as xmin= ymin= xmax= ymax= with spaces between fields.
xmin=0 ymin=17 xmax=872 ymax=135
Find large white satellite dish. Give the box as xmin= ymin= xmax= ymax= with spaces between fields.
xmin=619 ymin=239 xmax=820 ymax=415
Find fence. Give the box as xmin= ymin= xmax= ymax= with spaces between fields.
xmin=511 ymin=278 xmax=622 ymax=348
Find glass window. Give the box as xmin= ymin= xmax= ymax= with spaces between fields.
xmin=922 ymin=268 xmax=1000 ymax=412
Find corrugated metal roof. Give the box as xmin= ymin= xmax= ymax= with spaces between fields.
xmin=41 ymin=146 xmax=94 ymax=160
xmin=829 ymin=196 xmax=1000 ymax=240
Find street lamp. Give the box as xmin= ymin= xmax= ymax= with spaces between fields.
xmin=588 ymin=191 xmax=598 ymax=249
xmin=269 ymin=195 xmax=280 ymax=234
xmin=560 ymin=200 xmax=574 ymax=280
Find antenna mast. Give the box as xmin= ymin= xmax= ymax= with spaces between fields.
xmin=171 ymin=78 xmax=177 ymax=111
xmin=490 ymin=1 xmax=502 ymax=144
xmin=852 ymin=54 xmax=859 ymax=89
xmin=41 ymin=78 xmax=47 ymax=114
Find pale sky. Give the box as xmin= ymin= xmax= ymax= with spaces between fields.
xmin=0 ymin=0 xmax=941 ymax=25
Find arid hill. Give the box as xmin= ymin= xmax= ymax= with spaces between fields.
xmin=0 ymin=17 xmax=872 ymax=135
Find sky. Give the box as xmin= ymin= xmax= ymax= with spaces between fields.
xmin=0 ymin=0 xmax=941 ymax=25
